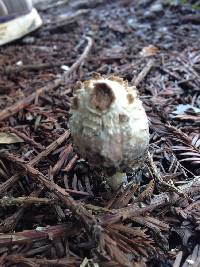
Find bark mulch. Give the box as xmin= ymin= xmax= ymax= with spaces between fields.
xmin=0 ymin=0 xmax=200 ymax=266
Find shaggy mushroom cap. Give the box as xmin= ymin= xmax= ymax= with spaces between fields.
xmin=69 ymin=76 xmax=149 ymax=175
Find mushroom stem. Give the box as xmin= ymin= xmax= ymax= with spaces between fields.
xmin=105 ymin=172 xmax=127 ymax=191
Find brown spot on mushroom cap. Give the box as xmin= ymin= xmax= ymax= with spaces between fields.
xmin=72 ymin=96 xmax=79 ymax=109
xmin=74 ymin=81 xmax=82 ymax=91
xmin=90 ymin=82 xmax=115 ymax=111
xmin=119 ymin=114 xmax=129 ymax=123
xmin=127 ymin=93 xmax=135 ymax=104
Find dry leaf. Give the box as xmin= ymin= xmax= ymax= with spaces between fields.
xmin=0 ymin=133 xmax=24 ymax=144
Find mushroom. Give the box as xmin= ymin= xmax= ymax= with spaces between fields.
xmin=69 ymin=76 xmax=149 ymax=191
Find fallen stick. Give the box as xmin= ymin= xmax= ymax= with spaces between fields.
xmin=0 ymin=196 xmax=57 ymax=207
xmin=0 ymin=188 xmax=43 ymax=233
xmin=0 ymin=224 xmax=78 ymax=246
xmin=3 ymin=62 xmax=65 ymax=75
xmin=133 ymin=59 xmax=154 ymax=87
xmin=0 ymin=36 xmax=93 ymax=122
xmin=4 ymin=255 xmax=80 ymax=267
xmin=2 ymin=153 xmax=125 ymax=263
xmin=146 ymin=152 xmax=190 ymax=200
xmin=1 ymin=152 xmax=99 ymax=237
xmin=64 ymin=36 xmax=93 ymax=82
xmin=100 ymin=173 xmax=200 ymax=225
xmin=0 ymin=79 xmax=61 ymax=122
xmin=2 ymin=152 xmax=172 ymax=265
xmin=0 ymin=131 xmax=69 ymax=195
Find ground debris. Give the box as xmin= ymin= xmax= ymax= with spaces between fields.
xmin=0 ymin=0 xmax=200 ymax=266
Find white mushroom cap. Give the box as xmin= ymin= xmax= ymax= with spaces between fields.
xmin=69 ymin=76 xmax=149 ymax=174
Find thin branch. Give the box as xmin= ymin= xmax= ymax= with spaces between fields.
xmin=64 ymin=36 xmax=93 ymax=82
xmin=0 ymin=224 xmax=78 ymax=246
xmin=4 ymin=255 xmax=80 ymax=267
xmin=133 ymin=59 xmax=154 ymax=87
xmin=0 ymin=79 xmax=62 ymax=122
xmin=146 ymin=152 xmax=191 ymax=200
xmin=0 ymin=196 xmax=57 ymax=207
xmin=0 ymin=188 xmax=43 ymax=233
xmin=0 ymin=36 xmax=93 ymax=122
xmin=0 ymin=131 xmax=69 ymax=195
xmin=3 ymin=62 xmax=65 ymax=75
xmin=1 ymin=152 xmax=101 ymax=239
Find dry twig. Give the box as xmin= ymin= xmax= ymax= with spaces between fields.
xmin=64 ymin=36 xmax=93 ymax=82
xmin=0 ymin=196 xmax=57 ymax=207
xmin=0 ymin=79 xmax=62 ymax=122
xmin=0 ymin=131 xmax=69 ymax=195
xmin=1 ymin=152 xmax=100 ymax=239
xmin=133 ymin=59 xmax=154 ymax=87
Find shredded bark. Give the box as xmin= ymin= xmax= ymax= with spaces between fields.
xmin=0 ymin=0 xmax=200 ymax=266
